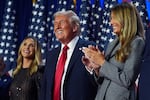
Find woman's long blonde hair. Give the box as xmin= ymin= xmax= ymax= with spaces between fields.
xmin=13 ymin=36 xmax=42 ymax=76
xmin=111 ymin=2 xmax=144 ymax=62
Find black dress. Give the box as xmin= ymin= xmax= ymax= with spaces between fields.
xmin=9 ymin=68 xmax=40 ymax=100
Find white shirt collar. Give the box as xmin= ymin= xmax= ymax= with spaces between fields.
xmin=61 ymin=36 xmax=79 ymax=50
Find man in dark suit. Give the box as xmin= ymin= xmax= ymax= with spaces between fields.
xmin=40 ymin=10 xmax=97 ymax=100
xmin=138 ymin=27 xmax=150 ymax=100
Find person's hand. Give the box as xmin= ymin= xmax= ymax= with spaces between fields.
xmin=81 ymin=45 xmax=98 ymax=68
xmin=82 ymin=54 xmax=100 ymax=75
xmin=81 ymin=45 xmax=105 ymax=69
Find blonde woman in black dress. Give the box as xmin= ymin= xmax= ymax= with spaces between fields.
xmin=9 ymin=37 xmax=42 ymax=100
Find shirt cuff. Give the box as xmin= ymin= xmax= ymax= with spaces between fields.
xmin=85 ymin=66 xmax=94 ymax=75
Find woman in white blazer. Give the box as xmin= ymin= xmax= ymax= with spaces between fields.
xmin=81 ymin=2 xmax=145 ymax=100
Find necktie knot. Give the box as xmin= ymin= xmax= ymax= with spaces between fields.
xmin=63 ymin=45 xmax=69 ymax=52
xmin=62 ymin=45 xmax=69 ymax=55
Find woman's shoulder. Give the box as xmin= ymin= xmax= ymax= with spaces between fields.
xmin=32 ymin=65 xmax=45 ymax=80
xmin=131 ymin=36 xmax=145 ymax=49
xmin=132 ymin=36 xmax=145 ymax=44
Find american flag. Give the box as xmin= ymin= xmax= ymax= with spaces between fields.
xmin=0 ymin=0 xmax=18 ymax=71
xmin=90 ymin=0 xmax=103 ymax=50
xmin=79 ymin=0 xmax=117 ymax=51
xmin=46 ymin=0 xmax=58 ymax=50
xmin=79 ymin=0 xmax=92 ymax=41
xmin=28 ymin=0 xmax=47 ymax=64
xmin=129 ymin=0 xmax=149 ymax=29
xmin=56 ymin=0 xmax=76 ymax=11
xmin=100 ymin=0 xmax=117 ymax=51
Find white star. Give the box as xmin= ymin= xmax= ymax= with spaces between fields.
xmin=134 ymin=2 xmax=139 ymax=7
xmin=4 ymin=22 xmax=9 ymax=26
xmin=47 ymin=17 xmax=50 ymax=22
xmin=38 ymin=34 xmax=42 ymax=39
xmin=0 ymin=49 xmax=3 ymax=53
xmin=33 ymin=33 xmax=37 ymax=37
xmin=50 ymin=26 xmax=53 ymax=30
xmin=139 ymin=11 xmax=144 ymax=16
xmin=38 ymin=12 xmax=43 ymax=16
xmin=51 ymin=5 xmax=54 ymax=9
xmin=3 ymin=28 xmax=8 ymax=33
xmin=109 ymin=38 xmax=114 ymax=42
xmin=6 ymin=15 xmax=10 ymax=19
xmin=33 ymin=11 xmax=37 ymax=16
xmin=58 ymin=0 xmax=62 ymax=4
xmin=93 ymin=21 xmax=96 ymax=25
xmin=82 ymin=20 xmax=87 ymax=24
xmin=7 ymin=8 xmax=11 ymax=13
xmin=42 ymin=43 xmax=46 ymax=47
xmin=7 ymin=36 xmax=11 ymax=40
xmin=41 ymin=49 xmax=44 ymax=53
xmin=10 ymin=23 xmax=14 ymax=27
xmin=81 ymin=27 xmax=85 ymax=32
xmin=63 ymin=1 xmax=67 ymax=5
xmin=8 ymin=29 xmax=13 ymax=33
xmin=40 ymin=27 xmax=44 ymax=32
xmin=105 ymin=4 xmax=109 ymax=8
xmin=4 ymin=57 xmax=7 ymax=61
xmin=98 ymin=32 xmax=101 ymax=36
xmin=109 ymin=4 xmax=113 ymax=8
xmin=9 ymin=57 xmax=14 ymax=62
xmin=37 ymin=19 xmax=40 ymax=23
xmin=30 ymin=25 xmax=34 ymax=29
xmin=35 ymin=4 xmax=39 ymax=9
xmin=32 ymin=18 xmax=35 ymax=22
xmin=12 ymin=44 xmax=16 ymax=48
xmin=14 ymin=38 xmax=18 ymax=42
xmin=11 ymin=16 xmax=15 ymax=20
xmin=95 ymin=14 xmax=99 ymax=19
xmin=0 ymin=42 xmax=5 ymax=47
xmin=106 ymin=29 xmax=110 ymax=33
xmin=71 ymin=5 xmax=74 ymax=9
xmin=11 ymin=51 xmax=15 ymax=55
xmin=40 ymin=6 xmax=45 ymax=10
xmin=6 ymin=43 xmax=10 ymax=47
xmin=101 ymin=36 xmax=107 ymax=41
xmin=2 ymin=35 xmax=6 ymax=40
xmin=4 ymin=50 xmax=8 ymax=54
xmin=8 ymin=1 xmax=12 ymax=6
xmin=35 ymin=26 xmax=39 ymax=30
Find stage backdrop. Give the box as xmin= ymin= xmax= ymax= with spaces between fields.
xmin=0 ymin=0 xmax=150 ymax=71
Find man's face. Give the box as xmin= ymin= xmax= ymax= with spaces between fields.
xmin=54 ymin=15 xmax=76 ymax=44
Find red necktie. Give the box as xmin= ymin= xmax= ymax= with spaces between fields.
xmin=53 ymin=45 xmax=69 ymax=100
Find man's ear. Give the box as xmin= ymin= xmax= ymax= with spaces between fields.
xmin=73 ymin=25 xmax=78 ymax=33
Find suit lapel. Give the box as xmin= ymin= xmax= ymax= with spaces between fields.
xmin=105 ymin=38 xmax=119 ymax=60
xmin=65 ymin=39 xmax=83 ymax=77
xmin=48 ymin=46 xmax=61 ymax=81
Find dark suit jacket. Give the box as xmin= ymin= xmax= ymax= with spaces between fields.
xmin=139 ymin=28 xmax=150 ymax=100
xmin=40 ymin=38 xmax=98 ymax=100
xmin=0 ymin=73 xmax=12 ymax=100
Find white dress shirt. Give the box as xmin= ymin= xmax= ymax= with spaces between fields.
xmin=57 ymin=36 xmax=79 ymax=100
